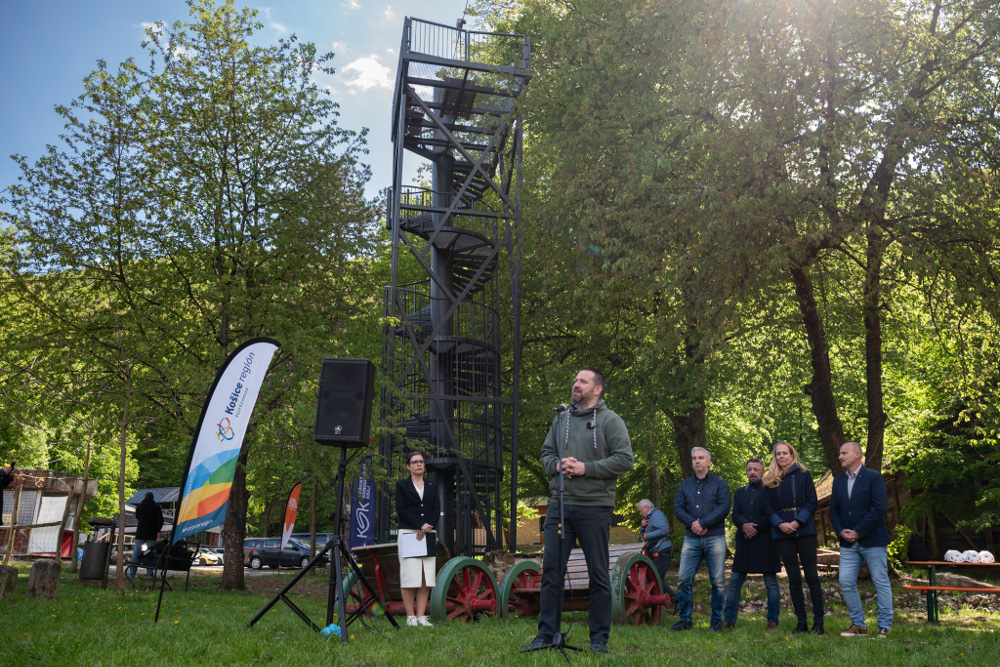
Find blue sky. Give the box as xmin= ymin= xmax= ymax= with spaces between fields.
xmin=0 ymin=0 xmax=478 ymax=201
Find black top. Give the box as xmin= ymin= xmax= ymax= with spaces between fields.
xmin=135 ymin=496 xmax=165 ymax=540
xmin=731 ymin=480 xmax=781 ymax=573
xmin=395 ymin=478 xmax=440 ymax=531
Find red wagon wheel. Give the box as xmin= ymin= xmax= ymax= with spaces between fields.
xmin=610 ymin=552 xmax=667 ymax=626
xmin=499 ymin=560 xmax=542 ymax=619
xmin=429 ymin=557 xmax=499 ymax=622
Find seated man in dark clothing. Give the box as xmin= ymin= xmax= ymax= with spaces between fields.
xmin=637 ymin=499 xmax=676 ymax=604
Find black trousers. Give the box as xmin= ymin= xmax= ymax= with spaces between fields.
xmin=775 ymin=534 xmax=824 ymax=625
xmin=649 ymin=544 xmax=676 ymax=602
xmin=538 ymin=503 xmax=612 ymax=645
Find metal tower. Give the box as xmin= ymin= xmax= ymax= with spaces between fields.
xmin=378 ymin=18 xmax=530 ymax=556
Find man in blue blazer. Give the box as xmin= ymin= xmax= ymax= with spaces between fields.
xmin=829 ymin=442 xmax=893 ymax=639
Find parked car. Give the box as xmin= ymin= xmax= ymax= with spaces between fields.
xmin=195 ymin=547 xmax=223 ymax=566
xmin=246 ymin=537 xmax=329 ymax=570
xmin=243 ymin=537 xmax=267 ymax=566
xmin=290 ymin=532 xmax=335 ymax=552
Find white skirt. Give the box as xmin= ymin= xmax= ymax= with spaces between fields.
xmin=397 ymin=528 xmax=437 ymax=588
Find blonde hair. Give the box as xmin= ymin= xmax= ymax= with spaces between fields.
xmin=763 ymin=441 xmax=808 ymax=488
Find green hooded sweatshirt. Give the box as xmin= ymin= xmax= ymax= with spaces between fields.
xmin=540 ymin=399 xmax=634 ymax=507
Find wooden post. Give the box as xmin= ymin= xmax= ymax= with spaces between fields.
xmin=3 ymin=487 xmax=22 ymax=565
xmin=57 ymin=490 xmax=75 ymax=567
xmin=928 ymin=510 xmax=940 ymax=560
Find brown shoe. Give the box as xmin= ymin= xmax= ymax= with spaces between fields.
xmin=766 ymin=621 xmax=779 ymax=631
xmin=721 ymin=622 xmax=735 ymax=630
xmin=840 ymin=625 xmax=868 ymax=637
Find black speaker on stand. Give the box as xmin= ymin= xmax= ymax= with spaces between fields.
xmin=248 ymin=358 xmax=397 ymax=642
xmin=314 ymin=358 xmax=376 ymax=446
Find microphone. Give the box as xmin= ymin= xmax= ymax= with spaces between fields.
xmin=552 ymin=403 xmax=570 ymax=413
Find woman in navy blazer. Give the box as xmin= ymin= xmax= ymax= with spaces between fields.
xmin=395 ymin=450 xmax=440 ymax=627
xmin=763 ymin=441 xmax=824 ymax=634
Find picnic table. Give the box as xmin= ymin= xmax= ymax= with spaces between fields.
xmin=904 ymin=560 xmax=1000 ymax=623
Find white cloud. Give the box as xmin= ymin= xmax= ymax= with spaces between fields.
xmin=386 ymin=48 xmax=396 ymax=56
xmin=382 ymin=6 xmax=396 ymax=24
xmin=345 ymin=0 xmax=361 ymax=8
xmin=332 ymin=41 xmax=347 ymax=53
xmin=260 ymin=7 xmax=287 ymax=34
xmin=342 ymin=56 xmax=392 ymax=91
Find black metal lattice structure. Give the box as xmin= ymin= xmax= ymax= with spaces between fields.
xmin=378 ymin=18 xmax=530 ymax=556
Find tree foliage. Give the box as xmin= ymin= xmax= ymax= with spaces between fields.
xmin=1 ymin=0 xmax=380 ymax=588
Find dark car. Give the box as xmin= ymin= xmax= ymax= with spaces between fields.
xmin=246 ymin=537 xmax=329 ymax=570
xmin=290 ymin=532 xmax=335 ymax=553
xmin=243 ymin=537 xmax=267 ymax=566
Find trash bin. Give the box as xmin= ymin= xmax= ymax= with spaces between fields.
xmin=79 ymin=517 xmax=115 ymax=582
xmin=79 ymin=542 xmax=110 ymax=580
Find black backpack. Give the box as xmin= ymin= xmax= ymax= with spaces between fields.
xmin=907 ymin=533 xmax=930 ymax=562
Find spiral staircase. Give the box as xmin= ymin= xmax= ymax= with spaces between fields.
xmin=378 ymin=18 xmax=530 ymax=556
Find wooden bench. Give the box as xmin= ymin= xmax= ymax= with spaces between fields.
xmin=501 ymin=542 xmax=671 ymax=625
xmin=904 ymin=560 xmax=1000 ymax=623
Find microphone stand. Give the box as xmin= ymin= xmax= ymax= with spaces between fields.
xmin=525 ymin=404 xmax=582 ymax=661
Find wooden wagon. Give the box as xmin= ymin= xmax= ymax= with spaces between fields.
xmin=498 ymin=542 xmax=672 ymax=626
xmin=342 ymin=542 xmax=502 ymax=622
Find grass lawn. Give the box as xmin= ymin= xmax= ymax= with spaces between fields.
xmin=2 ymin=560 xmax=998 ymax=666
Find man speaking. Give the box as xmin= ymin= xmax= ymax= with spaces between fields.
xmin=523 ymin=368 xmax=634 ymax=654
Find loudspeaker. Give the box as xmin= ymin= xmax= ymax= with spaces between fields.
xmin=314 ymin=358 xmax=376 ymax=446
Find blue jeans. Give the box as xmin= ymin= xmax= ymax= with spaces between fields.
xmin=839 ymin=543 xmax=893 ymax=630
xmin=723 ymin=571 xmax=780 ymax=624
xmin=128 ymin=539 xmax=155 ymax=578
xmin=676 ymin=534 xmax=727 ymax=625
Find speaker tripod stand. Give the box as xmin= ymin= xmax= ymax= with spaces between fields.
xmin=247 ymin=445 xmax=398 ymax=642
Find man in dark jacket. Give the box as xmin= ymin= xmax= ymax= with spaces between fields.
xmin=722 ymin=458 xmax=781 ymax=630
xmin=0 ymin=464 xmax=15 ymax=526
xmin=128 ymin=492 xmax=164 ymax=578
xmin=831 ymin=441 xmax=893 ymax=639
xmin=669 ymin=447 xmax=731 ymax=632
xmin=524 ymin=368 xmax=634 ymax=655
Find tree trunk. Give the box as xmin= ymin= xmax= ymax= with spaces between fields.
xmin=220 ymin=444 xmax=251 ymax=590
xmin=26 ymin=559 xmax=60 ymax=599
xmin=0 ymin=564 xmax=16 ymax=600
xmin=69 ymin=430 xmax=94 ymax=574
xmin=670 ymin=395 xmax=706 ymax=480
xmin=647 ymin=439 xmax=661 ymax=510
xmin=114 ymin=374 xmax=132 ymax=594
xmin=310 ymin=474 xmax=318 ymax=559
xmin=863 ymin=234 xmax=887 ymax=472
xmin=262 ymin=496 xmax=276 ymax=538
xmin=789 ymin=263 xmax=846 ymax=472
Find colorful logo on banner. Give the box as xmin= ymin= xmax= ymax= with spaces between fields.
xmin=173 ymin=339 xmax=280 ymax=544
xmin=349 ymin=456 xmax=375 ymax=550
xmin=216 ymin=418 xmax=235 ymax=441
xmin=280 ymin=482 xmax=303 ymax=550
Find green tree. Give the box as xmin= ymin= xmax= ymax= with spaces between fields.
xmin=3 ymin=0 xmax=379 ymax=590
